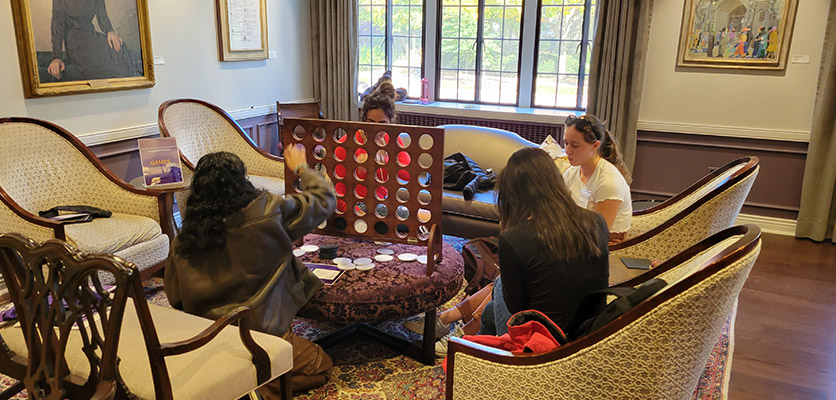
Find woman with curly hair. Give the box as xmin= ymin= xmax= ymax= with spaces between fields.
xmin=361 ymin=80 xmax=398 ymax=123
xmin=165 ymin=147 xmax=336 ymax=396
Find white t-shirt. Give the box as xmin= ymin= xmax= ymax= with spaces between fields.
xmin=563 ymin=160 xmax=632 ymax=233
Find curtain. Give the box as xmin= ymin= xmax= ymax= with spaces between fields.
xmin=586 ymin=0 xmax=654 ymax=171
xmin=310 ymin=0 xmax=358 ymax=121
xmin=796 ymin=1 xmax=836 ymax=243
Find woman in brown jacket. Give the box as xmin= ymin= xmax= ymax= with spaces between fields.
xmin=165 ymin=147 xmax=336 ymax=396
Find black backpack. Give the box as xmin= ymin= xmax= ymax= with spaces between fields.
xmin=570 ymin=278 xmax=668 ymax=340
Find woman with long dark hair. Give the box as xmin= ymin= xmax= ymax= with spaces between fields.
xmin=361 ymin=80 xmax=398 ymax=123
xmin=562 ymin=114 xmax=632 ymax=243
xmin=165 ymin=148 xmax=336 ymax=396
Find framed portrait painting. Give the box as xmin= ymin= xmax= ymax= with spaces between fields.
xmin=10 ymin=0 xmax=155 ymax=98
xmin=676 ymin=0 xmax=799 ymax=70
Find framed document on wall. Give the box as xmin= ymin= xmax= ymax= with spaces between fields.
xmin=215 ymin=0 xmax=268 ymax=61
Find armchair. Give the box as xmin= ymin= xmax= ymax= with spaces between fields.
xmin=0 ymin=118 xmax=175 ymax=279
xmin=0 ymin=233 xmax=292 ymax=400
xmin=158 ymin=99 xmax=286 ymax=212
xmin=446 ymin=224 xmax=762 ymax=400
xmin=611 ymin=157 xmax=759 ymax=261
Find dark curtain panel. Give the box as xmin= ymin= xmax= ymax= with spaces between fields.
xmin=796 ymin=1 xmax=836 ymax=243
xmin=586 ymin=0 xmax=654 ymax=171
xmin=310 ymin=0 xmax=358 ymax=121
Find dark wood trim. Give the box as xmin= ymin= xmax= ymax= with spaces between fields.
xmin=158 ymin=99 xmax=285 ymax=172
xmin=446 ymin=225 xmax=760 ymax=373
xmin=610 ymin=157 xmax=758 ymax=252
xmin=0 ymin=186 xmax=64 ymax=238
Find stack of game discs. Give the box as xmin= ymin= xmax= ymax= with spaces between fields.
xmin=318 ymin=243 xmax=338 ymax=260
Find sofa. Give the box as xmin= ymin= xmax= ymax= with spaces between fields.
xmin=441 ymin=125 xmax=537 ymax=238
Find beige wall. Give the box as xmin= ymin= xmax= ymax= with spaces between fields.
xmin=638 ymin=0 xmax=829 ymax=140
xmin=0 ymin=0 xmax=313 ymax=142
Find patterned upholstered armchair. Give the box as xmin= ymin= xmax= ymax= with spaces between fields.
xmin=446 ymin=224 xmax=762 ymax=400
xmin=611 ymin=157 xmax=759 ymax=262
xmin=0 ymin=118 xmax=175 ymax=279
xmin=158 ymin=99 xmax=285 ymax=211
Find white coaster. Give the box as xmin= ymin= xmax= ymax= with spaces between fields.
xmin=292 ymin=249 xmax=306 ymax=257
xmin=332 ymin=257 xmax=352 ymax=265
xmin=417 ymin=255 xmax=428 ymax=264
xmin=374 ymin=241 xmax=393 ymax=246
xmin=353 ymin=257 xmax=373 ymax=266
xmin=376 ymin=248 xmax=395 ymax=255
xmin=300 ymin=244 xmax=319 ymax=252
xmin=356 ymin=263 xmax=375 ymax=271
xmin=337 ymin=263 xmax=356 ymax=270
xmin=397 ymin=253 xmax=418 ymax=262
xmin=374 ymin=254 xmax=393 ymax=262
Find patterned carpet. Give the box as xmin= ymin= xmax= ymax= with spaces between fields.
xmin=0 ymin=235 xmax=734 ymax=399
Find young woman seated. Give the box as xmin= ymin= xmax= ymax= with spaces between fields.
xmin=562 ymin=114 xmax=633 ymax=244
xmin=164 ymin=148 xmax=336 ymax=397
xmin=406 ymin=148 xmax=610 ymax=348
xmin=361 ymin=80 xmax=398 ymax=124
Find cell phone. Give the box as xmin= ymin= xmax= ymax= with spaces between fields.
xmin=621 ymin=257 xmax=652 ymax=270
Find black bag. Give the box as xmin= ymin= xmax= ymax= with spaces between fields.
xmin=570 ymin=278 xmax=667 ymax=339
xmin=461 ymin=237 xmax=501 ymax=295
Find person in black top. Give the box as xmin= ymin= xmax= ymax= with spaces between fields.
xmin=479 ymin=147 xmax=610 ymax=335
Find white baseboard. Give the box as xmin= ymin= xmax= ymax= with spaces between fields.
xmin=77 ymin=101 xmax=298 ymax=146
xmin=735 ymin=213 xmax=797 ymax=236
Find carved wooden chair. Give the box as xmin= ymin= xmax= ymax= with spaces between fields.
xmin=611 ymin=157 xmax=759 ymax=261
xmin=446 ymin=224 xmax=762 ymax=400
xmin=158 ymin=99 xmax=286 ymax=213
xmin=277 ymin=100 xmax=324 ymax=125
xmin=0 ymin=233 xmax=292 ymax=400
xmin=0 ymin=117 xmax=176 ymax=280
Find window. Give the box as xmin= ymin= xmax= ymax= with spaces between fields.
xmin=438 ymin=0 xmax=522 ymax=104
xmin=358 ymin=0 xmax=424 ymax=98
xmin=356 ymin=0 xmax=597 ymax=110
xmin=533 ymin=0 xmax=597 ymax=109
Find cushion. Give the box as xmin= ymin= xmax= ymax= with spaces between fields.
xmin=2 ymin=298 xmax=292 ymax=400
xmin=442 ymin=189 xmax=500 ymax=222
xmin=64 ymin=213 xmax=162 ymax=254
xmin=249 ymin=175 xmax=285 ymax=195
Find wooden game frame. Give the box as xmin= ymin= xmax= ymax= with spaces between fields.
xmin=282 ymin=118 xmax=445 ymax=275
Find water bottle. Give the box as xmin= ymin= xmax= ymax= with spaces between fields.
xmin=420 ymin=78 xmax=430 ymax=104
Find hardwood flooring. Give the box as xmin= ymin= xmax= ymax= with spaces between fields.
xmin=728 ymin=233 xmax=836 ymax=399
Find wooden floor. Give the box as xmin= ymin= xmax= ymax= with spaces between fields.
xmin=728 ymin=233 xmax=836 ymax=399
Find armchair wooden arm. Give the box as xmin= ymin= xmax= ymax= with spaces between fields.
xmin=159 ymin=306 xmax=271 ymax=385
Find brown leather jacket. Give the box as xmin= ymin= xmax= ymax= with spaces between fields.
xmin=165 ymin=168 xmax=336 ymax=336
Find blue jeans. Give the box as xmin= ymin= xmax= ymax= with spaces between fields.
xmin=478 ymin=277 xmax=513 ymax=336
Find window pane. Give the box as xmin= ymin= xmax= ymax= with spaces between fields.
xmin=359 ymin=66 xmax=374 ymax=93
xmin=410 ymin=37 xmax=423 ymax=67
xmin=556 ymin=74 xmax=578 ymax=108
xmin=538 ymin=41 xmax=559 ymax=74
xmin=502 ymin=40 xmax=519 ymax=72
xmin=392 ymin=37 xmax=409 ymax=66
xmin=484 ymin=7 xmax=504 ymax=39
xmin=561 ymin=6 xmax=584 ymax=40
xmin=410 ymin=7 xmax=423 ymax=36
xmin=441 ymin=7 xmax=460 ymax=37
xmin=458 ymin=70 xmax=476 ymax=102
xmin=392 ymin=6 xmax=409 ymax=36
xmin=439 ymin=69 xmax=458 ymax=99
xmin=359 ymin=5 xmax=372 ymax=35
xmin=542 ymin=0 xmax=563 ymax=4
xmin=540 ymin=6 xmax=562 ymax=40
xmin=410 ymin=67 xmax=422 ymax=98
xmin=460 ymin=6 xmax=479 ymax=38
xmin=440 ymin=39 xmax=459 ymax=69
xmin=582 ymin=75 xmax=589 ymax=109
xmin=482 ymin=39 xmax=502 ymax=71
xmin=504 ymin=7 xmax=521 ymax=39
xmin=559 ymin=40 xmax=580 ymax=74
xmin=459 ymin=39 xmax=476 ymax=69
xmin=392 ymin=67 xmax=410 ymax=89
xmin=500 ymin=73 xmax=517 ymax=104
xmin=359 ymin=36 xmax=372 ymax=65
xmin=372 ymin=36 xmax=386 ymax=65
xmin=534 ymin=74 xmax=558 ymax=107
xmin=480 ymin=71 xmax=501 ymax=103
xmin=372 ymin=5 xmax=386 ymax=35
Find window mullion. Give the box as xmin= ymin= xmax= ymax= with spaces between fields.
xmin=576 ymin=0 xmax=593 ymax=109
xmin=518 ymin=0 xmax=538 ymax=108
xmin=386 ymin=1 xmax=393 ymax=69
xmin=474 ymin=0 xmax=485 ymax=103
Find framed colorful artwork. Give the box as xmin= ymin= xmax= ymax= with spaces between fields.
xmin=676 ymin=0 xmax=799 ymax=70
xmin=10 ymin=0 xmax=155 ymax=98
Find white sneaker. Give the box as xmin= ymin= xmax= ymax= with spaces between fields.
xmin=403 ymin=315 xmax=450 ymax=340
xmin=435 ymin=324 xmax=465 ymax=358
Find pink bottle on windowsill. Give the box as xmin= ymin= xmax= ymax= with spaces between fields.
xmin=420 ymin=78 xmax=430 ymax=104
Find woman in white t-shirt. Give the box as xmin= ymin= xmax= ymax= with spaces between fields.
xmin=562 ymin=114 xmax=632 ymax=243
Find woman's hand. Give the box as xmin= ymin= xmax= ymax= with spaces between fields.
xmin=107 ymin=31 xmax=123 ymax=52
xmin=284 ymin=144 xmax=307 ymax=173
xmin=48 ymin=58 xmax=65 ymax=79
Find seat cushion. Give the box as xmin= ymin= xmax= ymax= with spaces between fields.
xmin=249 ymin=175 xmax=285 ymax=195
xmin=442 ymin=189 xmax=500 ymax=222
xmin=64 ymin=213 xmax=162 ymax=254
xmin=2 ymin=298 xmax=293 ymax=400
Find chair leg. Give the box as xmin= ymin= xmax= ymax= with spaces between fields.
xmin=280 ymin=372 xmax=292 ymax=400
xmin=0 ymin=381 xmax=24 ymax=400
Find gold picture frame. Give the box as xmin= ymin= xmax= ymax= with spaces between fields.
xmin=676 ymin=0 xmax=798 ymax=71
xmin=215 ymin=0 xmax=269 ymax=61
xmin=10 ymin=0 xmax=155 ymax=98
